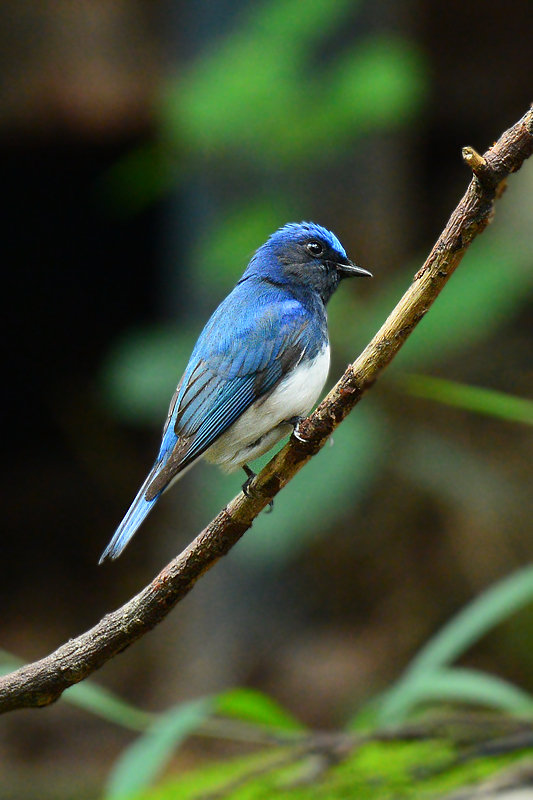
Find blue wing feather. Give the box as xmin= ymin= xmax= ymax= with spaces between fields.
xmin=164 ymin=280 xmax=316 ymax=455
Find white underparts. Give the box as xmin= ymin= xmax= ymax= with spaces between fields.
xmin=204 ymin=345 xmax=330 ymax=471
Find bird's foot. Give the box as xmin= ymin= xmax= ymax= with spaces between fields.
xmin=242 ymin=465 xmax=273 ymax=511
xmin=242 ymin=464 xmax=256 ymax=497
xmin=287 ymin=415 xmax=306 ymax=442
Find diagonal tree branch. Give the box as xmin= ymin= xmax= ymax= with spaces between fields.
xmin=1 ymin=107 xmax=531 ymax=715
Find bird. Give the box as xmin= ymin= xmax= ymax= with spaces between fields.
xmin=99 ymin=222 xmax=372 ymax=562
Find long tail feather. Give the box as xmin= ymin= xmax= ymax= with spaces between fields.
xmin=99 ymin=465 xmax=161 ymax=563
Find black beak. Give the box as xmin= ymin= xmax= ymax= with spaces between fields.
xmin=335 ymin=256 xmax=373 ymax=278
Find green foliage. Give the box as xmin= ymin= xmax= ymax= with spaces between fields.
xmin=170 ymin=32 xmax=426 ymax=164
xmin=5 ymin=566 xmax=533 ymax=796
xmin=391 ymin=232 xmax=532 ymax=369
xmin=104 ymin=699 xmax=213 ymax=799
xmin=332 ymin=227 xmax=533 ymax=370
xmin=403 ymin=375 xmax=533 ymax=425
xmin=188 ymin=201 xmax=293 ymax=294
xmin=104 ymin=0 xmax=427 ymax=210
xmin=391 ymin=566 xmax=533 ymax=679
xmin=100 ymin=325 xmax=197 ymax=425
xmin=215 ymin=687 xmax=305 ymax=731
xmin=0 ymin=649 xmax=22 ymax=674
xmin=378 ymin=667 xmax=533 ymax=723
xmin=374 ymin=566 xmax=533 ymax=724
xmin=99 ymin=688 xmax=307 ymax=799
xmin=63 ymin=681 xmax=155 ymax=732
xmin=114 ymin=739 xmax=526 ymax=800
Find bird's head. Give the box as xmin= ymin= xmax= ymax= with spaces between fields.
xmin=251 ymin=222 xmax=371 ymax=304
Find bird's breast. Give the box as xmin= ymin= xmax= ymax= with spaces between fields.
xmin=258 ymin=343 xmax=330 ymax=420
xmin=205 ymin=344 xmax=330 ymax=471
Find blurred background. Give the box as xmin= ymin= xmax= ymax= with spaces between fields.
xmin=1 ymin=0 xmax=532 ymax=797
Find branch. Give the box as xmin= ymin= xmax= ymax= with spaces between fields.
xmin=1 ymin=107 xmax=532 ymax=715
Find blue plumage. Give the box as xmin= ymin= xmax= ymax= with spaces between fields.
xmin=99 ymin=222 xmax=371 ymax=562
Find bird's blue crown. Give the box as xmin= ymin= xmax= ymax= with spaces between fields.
xmin=268 ymin=221 xmax=347 ymax=259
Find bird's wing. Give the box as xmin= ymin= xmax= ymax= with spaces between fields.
xmin=144 ymin=286 xmax=314 ymax=499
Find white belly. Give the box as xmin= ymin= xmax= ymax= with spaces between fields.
xmin=205 ymin=345 xmax=330 ymax=471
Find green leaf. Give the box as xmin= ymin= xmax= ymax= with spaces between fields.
xmin=378 ymin=667 xmax=533 ymax=724
xmin=377 ymin=566 xmax=533 ymax=724
xmin=165 ymin=0 xmax=355 ymax=159
xmin=215 ymin=687 xmax=305 ymax=731
xmin=64 ymin=681 xmax=154 ymax=732
xmin=406 ymin=566 xmax=533 ymax=677
xmin=166 ymin=31 xmax=426 ymax=165
xmin=402 ymin=375 xmax=533 ymax=425
xmin=105 ymin=698 xmax=212 ymax=799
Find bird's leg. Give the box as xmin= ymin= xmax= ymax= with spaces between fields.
xmin=241 ymin=464 xmax=256 ymax=497
xmin=241 ymin=464 xmax=274 ymax=512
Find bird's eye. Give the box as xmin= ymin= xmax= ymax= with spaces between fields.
xmin=306 ymin=240 xmax=324 ymax=257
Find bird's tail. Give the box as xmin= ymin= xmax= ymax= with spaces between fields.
xmin=99 ymin=464 xmax=161 ymax=563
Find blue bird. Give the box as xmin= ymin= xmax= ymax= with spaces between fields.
xmin=99 ymin=222 xmax=371 ymax=562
